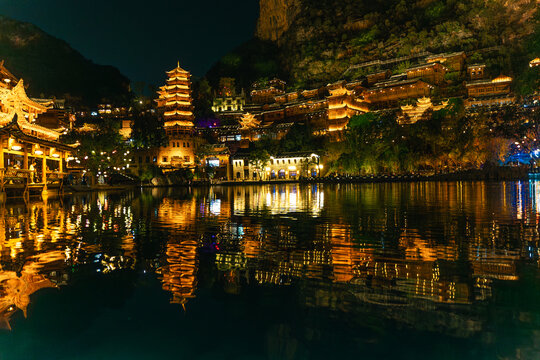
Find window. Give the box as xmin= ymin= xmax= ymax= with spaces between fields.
xmin=153 ymin=157 xmax=157 ymax=162
xmin=145 ymin=156 xmax=150 ymax=163
xmin=163 ymin=157 xmax=168 ymax=162
xmin=183 ymin=142 xmax=186 ymax=147
xmin=172 ymin=142 xmax=175 ymax=148
xmin=187 ymin=142 xmax=190 ymax=148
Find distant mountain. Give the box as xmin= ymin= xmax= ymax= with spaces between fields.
xmin=209 ymin=0 xmax=539 ymax=91
xmin=0 ymin=16 xmax=132 ymax=107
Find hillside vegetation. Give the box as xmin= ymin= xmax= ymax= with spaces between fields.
xmin=209 ymin=0 xmax=539 ymax=91
xmin=0 ymin=16 xmax=131 ymax=107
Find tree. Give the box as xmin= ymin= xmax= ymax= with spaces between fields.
xmin=192 ymin=77 xmax=215 ymax=120
xmin=248 ymin=148 xmax=270 ymax=180
xmin=61 ymin=119 xmax=130 ymax=180
xmin=130 ymin=111 xmax=168 ymax=149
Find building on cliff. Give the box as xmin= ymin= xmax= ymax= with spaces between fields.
xmin=465 ymin=75 xmax=515 ymax=107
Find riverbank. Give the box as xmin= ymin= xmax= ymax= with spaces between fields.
xmin=219 ymin=166 xmax=530 ymax=185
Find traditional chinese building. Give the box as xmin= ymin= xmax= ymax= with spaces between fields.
xmin=0 ymin=79 xmax=75 ymax=195
xmin=467 ymin=64 xmax=486 ymax=80
xmin=250 ymin=78 xmax=286 ymax=104
xmin=465 ymin=75 xmax=515 ymax=107
xmin=405 ymin=62 xmax=447 ymax=85
xmin=326 ymin=81 xmax=369 ymax=132
xmin=425 ymin=51 xmax=467 ymax=72
xmin=363 ymin=79 xmax=433 ymax=105
xmin=398 ymin=97 xmax=449 ymax=125
xmin=155 ymin=63 xmax=196 ymax=169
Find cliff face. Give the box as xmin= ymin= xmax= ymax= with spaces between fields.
xmin=0 ymin=16 xmax=131 ymax=107
xmin=256 ymin=0 xmax=301 ymax=42
xmin=212 ymin=0 xmax=538 ymax=91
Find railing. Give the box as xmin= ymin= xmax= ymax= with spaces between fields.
xmin=0 ymin=168 xmax=71 ymax=195
xmin=0 ymin=168 xmax=31 ymax=195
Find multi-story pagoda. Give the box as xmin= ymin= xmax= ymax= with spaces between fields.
xmin=156 ymin=62 xmax=194 ymax=128
xmin=154 ymin=62 xmax=196 ymax=169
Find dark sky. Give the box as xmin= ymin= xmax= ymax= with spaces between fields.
xmin=0 ymin=0 xmax=259 ymax=86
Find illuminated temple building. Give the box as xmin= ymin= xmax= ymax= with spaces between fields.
xmin=0 ymin=67 xmax=74 ymax=192
xmin=154 ymin=62 xmax=196 ymax=169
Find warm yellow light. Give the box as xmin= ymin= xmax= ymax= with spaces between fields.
xmin=11 ymin=145 xmax=22 ymax=151
xmin=34 ymin=150 xmax=43 ymax=155
xmin=52 ymin=153 xmax=60 ymax=158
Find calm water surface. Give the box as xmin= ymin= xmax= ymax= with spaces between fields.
xmin=0 ymin=182 xmax=539 ymax=359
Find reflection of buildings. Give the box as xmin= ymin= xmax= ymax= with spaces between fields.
xmin=215 ymin=182 xmax=535 ymax=309
xmin=230 ymin=184 xmax=324 ymax=216
xmin=0 ymin=251 xmax=66 ymax=330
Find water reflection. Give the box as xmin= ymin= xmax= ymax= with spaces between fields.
xmin=0 ymin=182 xmax=540 ymax=357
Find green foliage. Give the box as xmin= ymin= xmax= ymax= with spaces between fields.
xmin=206 ymin=39 xmax=283 ymax=90
xmin=278 ymin=123 xmax=319 ymax=152
xmin=192 ymin=78 xmax=215 ymax=120
xmin=425 ymin=2 xmax=446 ymax=20
xmin=248 ymin=146 xmax=271 ymax=180
xmin=330 ymin=101 xmax=532 ymax=175
xmin=130 ymin=112 xmax=168 ymax=149
xmin=350 ymin=27 xmax=380 ymax=47
xmin=61 ymin=120 xmax=130 ymax=175
xmin=224 ymin=0 xmax=538 ymax=90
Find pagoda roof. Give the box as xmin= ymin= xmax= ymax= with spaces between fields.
xmin=0 ymin=60 xmax=19 ymax=87
xmin=0 ymin=80 xmax=50 ymax=113
xmin=166 ymin=62 xmax=190 ymax=75
xmin=0 ymin=114 xmax=75 ymax=151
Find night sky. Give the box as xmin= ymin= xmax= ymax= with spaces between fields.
xmin=0 ymin=0 xmax=259 ymax=85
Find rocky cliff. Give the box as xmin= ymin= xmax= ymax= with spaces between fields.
xmin=256 ymin=0 xmax=301 ymax=42
xmin=0 ymin=16 xmax=131 ymax=107
xmin=210 ymin=0 xmax=538 ymax=92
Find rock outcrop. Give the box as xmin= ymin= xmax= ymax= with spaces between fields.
xmin=256 ymin=0 xmax=301 ymax=43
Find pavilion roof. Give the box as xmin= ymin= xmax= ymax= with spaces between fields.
xmin=0 ymin=114 xmax=75 ymax=151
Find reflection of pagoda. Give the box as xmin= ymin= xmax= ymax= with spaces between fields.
xmin=160 ymin=237 xmax=198 ymax=309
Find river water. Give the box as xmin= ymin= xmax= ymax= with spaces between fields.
xmin=0 ymin=182 xmax=539 ymax=359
